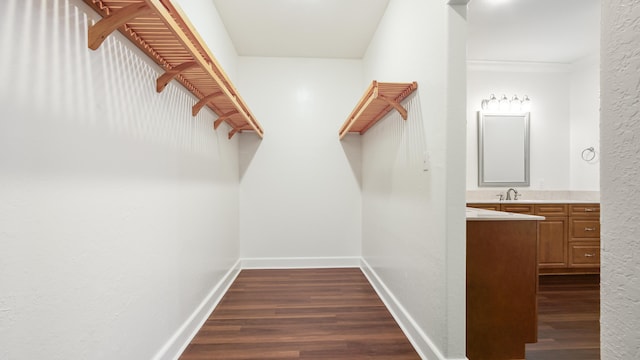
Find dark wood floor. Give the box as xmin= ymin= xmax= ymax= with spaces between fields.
xmin=525 ymin=274 xmax=600 ymax=360
xmin=180 ymin=268 xmax=420 ymax=359
xmin=180 ymin=270 xmax=599 ymax=360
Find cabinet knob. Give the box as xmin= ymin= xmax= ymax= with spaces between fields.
xmin=584 ymin=208 xmax=595 ymax=212
xmin=584 ymin=253 xmax=596 ymax=257
xmin=584 ymin=227 xmax=596 ymax=231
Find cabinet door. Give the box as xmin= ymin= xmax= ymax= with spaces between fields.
xmin=538 ymin=217 xmax=568 ymax=268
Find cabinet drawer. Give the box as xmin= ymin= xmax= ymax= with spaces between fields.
xmin=569 ymin=242 xmax=600 ymax=267
xmin=571 ymin=219 xmax=600 ymax=239
xmin=467 ymin=203 xmax=500 ymax=211
xmin=535 ymin=204 xmax=568 ymax=216
xmin=500 ymin=204 xmax=534 ymax=215
xmin=570 ymin=204 xmax=600 ymax=217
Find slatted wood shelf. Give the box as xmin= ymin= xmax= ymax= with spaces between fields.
xmin=339 ymin=81 xmax=418 ymax=139
xmin=83 ymin=0 xmax=263 ymax=139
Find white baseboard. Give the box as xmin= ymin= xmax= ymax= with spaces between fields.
xmin=153 ymin=259 xmax=242 ymax=360
xmin=360 ymin=258 xmax=455 ymax=360
xmin=241 ymin=256 xmax=361 ymax=269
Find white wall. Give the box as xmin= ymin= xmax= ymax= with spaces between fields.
xmin=601 ymin=1 xmax=640 ymax=358
xmin=569 ymin=54 xmax=600 ymax=191
xmin=466 ymin=62 xmax=572 ymax=191
xmin=173 ymin=0 xmax=238 ymax=81
xmin=466 ymin=59 xmax=600 ymax=193
xmin=236 ymin=57 xmax=362 ymax=264
xmin=361 ymin=1 xmax=467 ymax=359
xmin=0 ymin=1 xmax=241 ymax=359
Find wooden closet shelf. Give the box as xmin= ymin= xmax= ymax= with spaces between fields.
xmin=83 ymin=0 xmax=264 ymax=139
xmin=339 ymin=81 xmax=418 ymax=139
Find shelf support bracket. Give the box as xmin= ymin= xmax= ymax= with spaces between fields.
xmin=213 ymin=110 xmax=239 ymax=130
xmin=192 ymin=92 xmax=224 ymax=116
xmin=228 ymin=128 xmax=240 ymax=139
xmin=156 ymin=61 xmax=198 ymax=93
xmin=88 ymin=3 xmax=152 ymax=50
xmin=378 ymin=95 xmax=408 ymax=120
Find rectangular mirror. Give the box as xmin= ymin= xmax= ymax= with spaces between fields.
xmin=478 ymin=112 xmax=530 ymax=187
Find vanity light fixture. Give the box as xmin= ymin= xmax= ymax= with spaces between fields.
xmin=480 ymin=94 xmax=531 ymax=113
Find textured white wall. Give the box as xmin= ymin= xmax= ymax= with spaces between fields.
xmin=569 ymin=55 xmax=600 ymax=191
xmin=601 ymin=1 xmax=640 ymax=359
xmin=236 ymin=57 xmax=362 ymax=261
xmin=0 ymin=1 xmax=241 ymax=359
xmin=361 ymin=1 xmax=467 ymax=358
xmin=466 ymin=63 xmax=572 ymax=191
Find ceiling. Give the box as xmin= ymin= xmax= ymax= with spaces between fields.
xmin=211 ymin=0 xmax=600 ymax=63
xmin=211 ymin=0 xmax=390 ymax=59
xmin=467 ymin=0 xmax=600 ymax=63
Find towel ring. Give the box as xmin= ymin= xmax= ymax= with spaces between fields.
xmin=581 ymin=147 xmax=596 ymax=161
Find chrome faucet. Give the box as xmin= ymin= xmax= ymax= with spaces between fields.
xmin=505 ymin=188 xmax=519 ymax=200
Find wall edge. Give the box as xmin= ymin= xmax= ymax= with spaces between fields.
xmin=241 ymin=256 xmax=361 ymax=269
xmin=153 ymin=259 xmax=242 ymax=360
xmin=360 ymin=258 xmax=467 ymax=360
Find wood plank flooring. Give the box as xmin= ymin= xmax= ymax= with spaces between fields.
xmin=525 ymin=274 xmax=600 ymax=360
xmin=180 ymin=268 xmax=420 ymax=360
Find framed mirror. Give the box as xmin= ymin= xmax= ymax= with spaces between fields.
xmin=478 ymin=112 xmax=530 ymax=187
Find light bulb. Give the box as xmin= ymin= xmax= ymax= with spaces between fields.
xmin=499 ymin=94 xmax=509 ymax=112
xmin=487 ymin=94 xmax=499 ymax=111
xmin=521 ymin=95 xmax=531 ymax=112
xmin=510 ymin=95 xmax=521 ymax=112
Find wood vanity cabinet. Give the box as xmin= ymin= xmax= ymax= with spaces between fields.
xmin=568 ymin=204 xmax=601 ymax=269
xmin=467 ymin=219 xmax=539 ymax=359
xmin=466 ymin=202 xmax=600 ymax=274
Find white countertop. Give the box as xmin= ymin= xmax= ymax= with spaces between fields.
xmin=467 ymin=199 xmax=599 ymax=204
xmin=466 ymin=188 xmax=600 ymax=204
xmin=466 ymin=190 xmax=600 ymax=203
xmin=466 ymin=207 xmax=545 ymax=221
